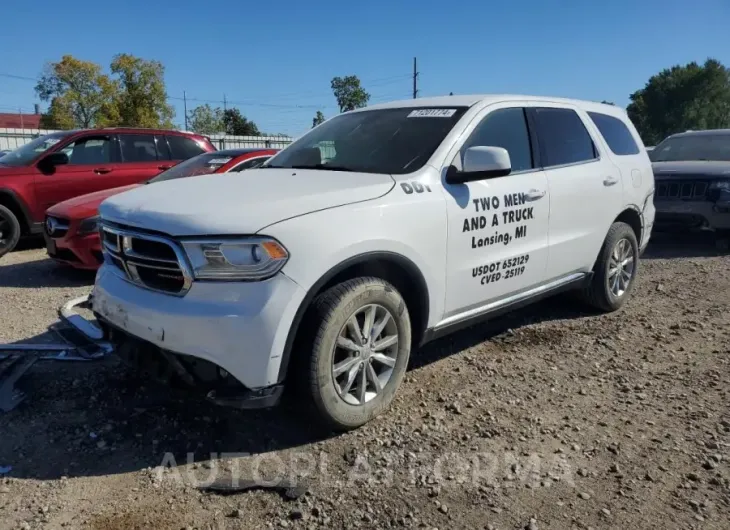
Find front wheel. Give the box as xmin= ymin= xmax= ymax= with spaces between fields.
xmin=580 ymin=221 xmax=639 ymax=312
xmin=303 ymin=277 xmax=412 ymax=431
xmin=0 ymin=205 xmax=21 ymax=259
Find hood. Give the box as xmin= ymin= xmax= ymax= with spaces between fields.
xmin=99 ymin=168 xmax=395 ymax=236
xmin=48 ymin=185 xmax=140 ymax=219
xmin=652 ymin=161 xmax=730 ymax=179
xmin=0 ymin=164 xmax=33 ymax=177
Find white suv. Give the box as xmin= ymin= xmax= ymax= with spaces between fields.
xmin=91 ymin=95 xmax=655 ymax=430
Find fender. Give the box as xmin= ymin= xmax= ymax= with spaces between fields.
xmin=0 ymin=188 xmax=35 ymax=233
xmin=276 ymin=251 xmax=430 ymax=384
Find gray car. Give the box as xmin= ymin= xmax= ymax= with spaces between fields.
xmin=651 ymin=129 xmax=730 ymax=237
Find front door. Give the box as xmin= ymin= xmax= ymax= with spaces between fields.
xmin=33 ymin=133 xmax=119 ymax=217
xmin=441 ymin=105 xmax=550 ymax=319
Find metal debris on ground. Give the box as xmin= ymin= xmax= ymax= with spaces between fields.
xmin=198 ymin=471 xmax=308 ymax=501
xmin=0 ymin=293 xmax=111 ymax=413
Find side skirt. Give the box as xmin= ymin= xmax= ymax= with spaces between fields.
xmin=422 ymin=272 xmax=591 ymax=343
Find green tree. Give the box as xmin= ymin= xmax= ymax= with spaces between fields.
xmin=188 ymin=104 xmax=224 ymax=134
xmin=331 ymin=75 xmax=370 ymax=112
xmin=312 ymin=110 xmax=325 ymax=127
xmin=109 ymin=54 xmax=175 ymax=128
xmin=627 ymin=58 xmax=730 ymax=145
xmin=35 ymin=55 xmax=117 ymax=128
xmin=601 ymin=100 xmax=615 ymax=105
xmin=223 ymin=108 xmax=260 ymax=136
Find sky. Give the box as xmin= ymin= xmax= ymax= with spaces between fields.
xmin=0 ymin=0 xmax=728 ymax=137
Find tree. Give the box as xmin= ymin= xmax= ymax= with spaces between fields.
xmin=331 ymin=75 xmax=370 ymax=112
xmin=223 ymin=108 xmax=260 ymax=136
xmin=601 ymin=100 xmax=615 ymax=105
xmin=35 ymin=55 xmax=117 ymax=128
xmin=627 ymin=58 xmax=730 ymax=145
xmin=188 ymin=104 xmax=224 ymax=134
xmin=312 ymin=110 xmax=325 ymax=128
xmin=109 ymin=54 xmax=175 ymax=128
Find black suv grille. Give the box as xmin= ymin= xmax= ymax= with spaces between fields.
xmin=654 ymin=179 xmax=709 ymax=201
xmin=101 ymin=223 xmax=191 ymax=296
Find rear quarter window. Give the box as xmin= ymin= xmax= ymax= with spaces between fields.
xmin=167 ymin=135 xmax=208 ymax=160
xmin=587 ymin=112 xmax=640 ymax=156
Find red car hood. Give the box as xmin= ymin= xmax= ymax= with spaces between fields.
xmin=47 ymin=184 xmax=141 ymax=220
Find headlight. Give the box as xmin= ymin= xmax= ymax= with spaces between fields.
xmin=709 ymin=180 xmax=730 ymax=191
xmin=181 ymin=237 xmax=289 ymax=281
xmin=77 ymin=216 xmax=99 ymax=235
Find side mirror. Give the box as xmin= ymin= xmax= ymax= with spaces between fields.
xmin=38 ymin=151 xmax=69 ymax=173
xmin=446 ymin=146 xmax=512 ymax=184
xmin=45 ymin=152 xmax=69 ymax=166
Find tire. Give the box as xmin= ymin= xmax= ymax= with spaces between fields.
xmin=580 ymin=221 xmax=639 ymax=312
xmin=0 ymin=204 xmax=21 ymax=259
xmin=302 ymin=277 xmax=412 ymax=431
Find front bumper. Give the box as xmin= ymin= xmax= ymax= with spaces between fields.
xmin=46 ymin=231 xmax=104 ymax=270
xmin=654 ymin=200 xmax=730 ymax=232
xmin=92 ymin=265 xmax=307 ymax=392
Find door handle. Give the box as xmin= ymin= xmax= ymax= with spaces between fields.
xmin=93 ymin=167 xmax=112 ymax=175
xmin=525 ymin=189 xmax=546 ymax=201
xmin=158 ymin=165 xmax=173 ymax=170
xmin=603 ymin=176 xmax=619 ymax=186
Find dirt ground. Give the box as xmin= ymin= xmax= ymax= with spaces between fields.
xmin=1 ymin=234 xmax=729 ymax=530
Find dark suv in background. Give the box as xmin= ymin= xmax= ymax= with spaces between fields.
xmin=651 ymin=129 xmax=730 ymax=239
xmin=0 ymin=128 xmax=216 ymax=257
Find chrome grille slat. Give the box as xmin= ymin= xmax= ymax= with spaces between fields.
xmin=100 ymin=223 xmax=192 ymax=296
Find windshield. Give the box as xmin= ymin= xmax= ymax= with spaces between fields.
xmin=148 ymin=152 xmax=235 ymax=183
xmin=264 ymin=106 xmax=469 ymax=174
xmin=652 ymin=134 xmax=730 ymax=162
xmin=0 ymin=132 xmax=73 ymax=167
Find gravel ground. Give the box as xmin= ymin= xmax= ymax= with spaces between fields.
xmin=1 ymin=234 xmax=729 ymax=530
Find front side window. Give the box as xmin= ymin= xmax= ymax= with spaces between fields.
xmin=587 ymin=112 xmax=640 ymax=156
xmin=460 ymin=107 xmax=533 ymax=172
xmin=651 ymin=134 xmax=730 ymax=162
xmin=265 ymin=106 xmax=469 ymax=175
xmin=0 ymin=132 xmax=73 ymax=167
xmin=533 ymin=108 xmax=597 ymax=167
xmin=120 ymin=134 xmax=159 ymax=162
xmin=63 ymin=136 xmax=112 ymax=165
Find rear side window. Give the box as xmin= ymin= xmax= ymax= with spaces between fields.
xmin=119 ymin=134 xmax=159 ymax=162
xmin=533 ymin=108 xmax=597 ymax=167
xmin=167 ymin=135 xmax=207 ymax=160
xmin=462 ymin=107 xmax=533 ymax=172
xmin=587 ymin=112 xmax=640 ymax=155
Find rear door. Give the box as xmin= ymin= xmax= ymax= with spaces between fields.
xmin=33 ymin=133 xmax=119 ymax=215
xmin=166 ymin=134 xmax=210 ymax=164
xmin=527 ymin=105 xmax=624 ymax=279
xmin=115 ymin=133 xmax=173 ymax=185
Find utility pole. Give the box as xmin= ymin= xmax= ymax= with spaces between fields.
xmin=19 ymin=107 xmax=24 ymax=129
xmin=183 ymin=91 xmax=188 ymax=130
xmin=412 ymin=57 xmax=419 ymax=99
xmin=223 ymin=94 xmax=227 ymax=112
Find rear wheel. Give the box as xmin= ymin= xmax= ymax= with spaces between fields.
xmin=580 ymin=221 xmax=639 ymax=312
xmin=0 ymin=205 xmax=21 ymax=259
xmin=302 ymin=277 xmax=412 ymax=431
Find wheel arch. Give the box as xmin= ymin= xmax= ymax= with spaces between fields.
xmin=276 ymin=251 xmax=430 ymax=384
xmin=614 ymin=206 xmax=643 ymax=244
xmin=0 ymin=189 xmax=33 ymax=234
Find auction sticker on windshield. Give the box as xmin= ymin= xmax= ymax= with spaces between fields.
xmin=408 ymin=109 xmax=457 ymax=118
xmin=207 ymin=157 xmax=233 ymax=165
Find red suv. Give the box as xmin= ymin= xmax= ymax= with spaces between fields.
xmin=0 ymin=128 xmax=216 ymax=258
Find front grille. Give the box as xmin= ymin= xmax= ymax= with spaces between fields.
xmin=45 ymin=215 xmax=69 ymax=238
xmin=654 ymin=179 xmax=709 ymax=201
xmin=101 ymin=223 xmax=192 ymax=296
